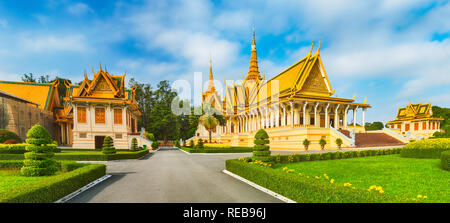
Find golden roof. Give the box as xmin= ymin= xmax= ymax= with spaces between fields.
xmin=387 ymin=102 xmax=442 ymax=124
xmin=245 ymin=25 xmax=262 ymax=83
xmin=0 ymin=80 xmax=60 ymax=111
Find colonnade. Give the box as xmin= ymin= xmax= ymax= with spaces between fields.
xmin=221 ymin=101 xmax=368 ymax=134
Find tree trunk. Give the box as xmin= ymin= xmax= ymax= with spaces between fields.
xmin=209 ymin=130 xmax=212 ymax=143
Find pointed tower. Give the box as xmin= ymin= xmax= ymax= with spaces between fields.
xmin=205 ymin=58 xmax=216 ymax=93
xmin=245 ymin=25 xmax=262 ymax=83
xmin=202 ymin=58 xmax=217 ymax=103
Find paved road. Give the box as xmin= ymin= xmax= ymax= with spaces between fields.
xmin=69 ymin=148 xmax=282 ymax=203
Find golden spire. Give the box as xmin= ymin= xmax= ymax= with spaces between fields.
xmin=205 ymin=57 xmax=216 ymax=93
xmin=245 ymin=25 xmax=262 ymax=83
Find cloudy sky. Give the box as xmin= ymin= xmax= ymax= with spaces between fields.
xmin=0 ymin=0 xmax=449 ymax=123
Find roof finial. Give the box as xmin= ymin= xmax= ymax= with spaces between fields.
xmin=308 ymin=41 xmax=314 ymax=55
xmin=104 ymin=65 xmax=107 ymax=73
xmin=252 ymin=24 xmax=256 ymax=46
xmin=316 ymin=39 xmax=322 ymax=54
xmin=99 ymin=63 xmax=102 ymax=72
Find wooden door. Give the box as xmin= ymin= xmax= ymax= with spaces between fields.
xmin=95 ymin=136 xmax=105 ymax=149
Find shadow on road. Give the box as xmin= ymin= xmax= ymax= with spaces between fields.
xmin=67 ymin=172 xmax=135 ymax=203
xmin=138 ymin=152 xmax=155 ymax=160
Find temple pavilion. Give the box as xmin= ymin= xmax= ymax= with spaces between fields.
xmin=387 ymin=102 xmax=443 ymax=139
xmin=195 ymin=28 xmax=408 ymax=150
xmin=59 ymin=67 xmax=142 ymax=149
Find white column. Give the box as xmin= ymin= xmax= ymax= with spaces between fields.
xmin=265 ymin=109 xmax=269 ymax=128
xmin=325 ymin=103 xmax=330 ymax=128
xmin=314 ymin=103 xmax=319 ymax=127
xmin=275 ymin=107 xmax=280 ymax=127
xmin=290 ymin=101 xmax=294 ymax=127
xmin=353 ymin=106 xmax=359 ymax=127
xmin=334 ymin=104 xmax=340 ymax=129
xmin=362 ymin=108 xmax=366 ymax=127
xmin=259 ymin=109 xmax=264 ymax=129
xmin=344 ymin=105 xmax=349 ymax=128
xmin=303 ymin=102 xmax=308 ymax=126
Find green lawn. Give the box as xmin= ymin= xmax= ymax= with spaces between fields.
xmin=0 ymin=169 xmax=42 ymax=194
xmin=274 ymin=154 xmax=450 ymax=202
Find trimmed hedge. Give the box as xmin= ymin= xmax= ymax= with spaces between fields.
xmin=181 ymin=146 xmax=254 ymax=153
xmin=0 ymin=163 xmax=106 ymax=203
xmin=270 ymin=148 xmax=402 ymax=164
xmin=401 ymin=138 xmax=450 ymax=158
xmin=441 ymin=151 xmax=450 ymax=171
xmin=0 ymin=129 xmax=22 ymax=144
xmin=0 ymin=149 xmax=149 ymax=161
xmin=226 ymin=159 xmax=409 ymax=203
xmin=0 ymin=143 xmax=60 ymax=154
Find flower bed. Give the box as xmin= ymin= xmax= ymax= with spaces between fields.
xmin=226 ymin=158 xmax=409 ymax=203
xmin=401 ymin=138 xmax=450 ymax=158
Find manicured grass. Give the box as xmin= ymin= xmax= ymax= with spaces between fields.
xmin=275 ymin=154 xmax=450 ymax=202
xmin=0 ymin=162 xmax=106 ymax=203
xmin=0 ymin=149 xmax=149 ymax=161
xmin=181 ymin=146 xmax=254 ymax=153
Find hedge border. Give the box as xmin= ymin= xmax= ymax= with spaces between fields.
xmin=180 ymin=146 xmax=254 ymax=153
xmin=400 ymin=138 xmax=450 ymax=158
xmin=0 ymin=149 xmax=149 ymax=161
xmin=0 ymin=162 xmax=106 ymax=203
xmin=225 ymin=159 xmax=409 ymax=203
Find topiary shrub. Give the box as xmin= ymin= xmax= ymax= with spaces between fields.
xmin=174 ymin=140 xmax=180 ymax=148
xmin=182 ymin=140 xmax=186 ymax=147
xmin=130 ymin=138 xmax=138 ymax=151
xmin=196 ymin=138 xmax=204 ymax=149
xmin=0 ymin=129 xmax=22 ymax=144
xmin=253 ymin=129 xmax=272 ymax=162
xmin=319 ymin=137 xmax=327 ymax=150
xmin=20 ymin=124 xmax=58 ymax=176
xmin=335 ymin=138 xmax=343 ymax=150
xmin=102 ymin=136 xmax=116 ymax=155
xmin=189 ymin=140 xmax=194 ymax=148
xmin=441 ymin=150 xmax=449 ymax=171
xmin=303 ymin=138 xmax=310 ymax=151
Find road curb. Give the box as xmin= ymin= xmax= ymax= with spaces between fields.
xmin=222 ymin=170 xmax=296 ymax=203
xmin=54 ymin=174 xmax=112 ymax=203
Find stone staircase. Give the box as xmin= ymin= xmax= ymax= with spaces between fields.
xmin=339 ymin=129 xmax=351 ymax=138
xmin=355 ymin=133 xmax=406 ymax=148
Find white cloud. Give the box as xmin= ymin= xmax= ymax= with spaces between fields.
xmin=21 ymin=34 xmax=88 ymax=52
xmin=67 ymin=3 xmax=94 ymax=16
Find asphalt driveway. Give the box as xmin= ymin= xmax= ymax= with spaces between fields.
xmin=68 ymin=148 xmax=282 ymax=203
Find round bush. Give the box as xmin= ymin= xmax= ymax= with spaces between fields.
xmin=401 ymin=138 xmax=450 ymax=158
xmin=0 ymin=129 xmax=22 ymax=144
xmin=253 ymin=129 xmax=271 ymax=162
xmin=441 ymin=150 xmax=450 ymax=171
xmin=131 ymin=138 xmax=138 ymax=151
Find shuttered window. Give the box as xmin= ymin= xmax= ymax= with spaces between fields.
xmin=114 ymin=109 xmax=122 ymax=124
xmin=77 ymin=107 xmax=86 ymax=123
xmin=95 ymin=108 xmax=105 ymax=124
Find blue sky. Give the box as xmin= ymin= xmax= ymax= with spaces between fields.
xmin=0 ymin=0 xmax=449 ymax=123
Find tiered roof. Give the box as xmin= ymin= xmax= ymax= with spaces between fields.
xmin=388 ymin=102 xmax=443 ymax=124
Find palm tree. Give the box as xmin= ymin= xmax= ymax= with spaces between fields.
xmin=199 ymin=114 xmax=218 ymax=143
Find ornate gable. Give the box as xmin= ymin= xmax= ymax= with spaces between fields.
xmin=298 ymin=59 xmax=331 ymax=96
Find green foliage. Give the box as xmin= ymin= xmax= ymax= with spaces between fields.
xmin=302 ymin=138 xmax=310 ymax=151
xmin=130 ymin=138 xmax=138 ymax=151
xmin=180 ymin=146 xmax=254 ymax=153
xmin=441 ymin=151 xmax=450 ymax=170
xmin=174 ymin=140 xmax=180 ymax=148
xmin=401 ymin=138 xmax=450 ymax=158
xmin=319 ymin=137 xmax=327 ymax=150
xmin=102 ymin=136 xmax=116 ymax=155
xmin=0 ymin=129 xmax=22 ymax=144
xmin=189 ymin=140 xmax=194 ymax=148
xmin=270 ymin=148 xmax=403 ymax=164
xmin=253 ymin=129 xmax=272 ymax=162
xmin=1 ymin=163 xmax=106 ymax=203
xmin=0 ymin=149 xmax=150 ymax=161
xmin=196 ymin=138 xmax=204 ymax=149
xmin=432 ymin=106 xmax=450 ymax=134
xmin=364 ymin=121 xmax=385 ymax=131
xmin=151 ymin=141 xmax=160 ymax=149
xmin=335 ymin=138 xmax=343 ymax=149
xmin=146 ymin=133 xmax=156 ymax=141
xmin=21 ymin=124 xmax=58 ymax=176
xmin=199 ymin=114 xmax=218 ymax=143
xmin=226 ymin=159 xmax=408 ymax=203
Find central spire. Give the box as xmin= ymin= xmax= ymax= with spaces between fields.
xmin=245 ymin=25 xmax=262 ymax=83
xmin=205 ymin=57 xmax=216 ymax=93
